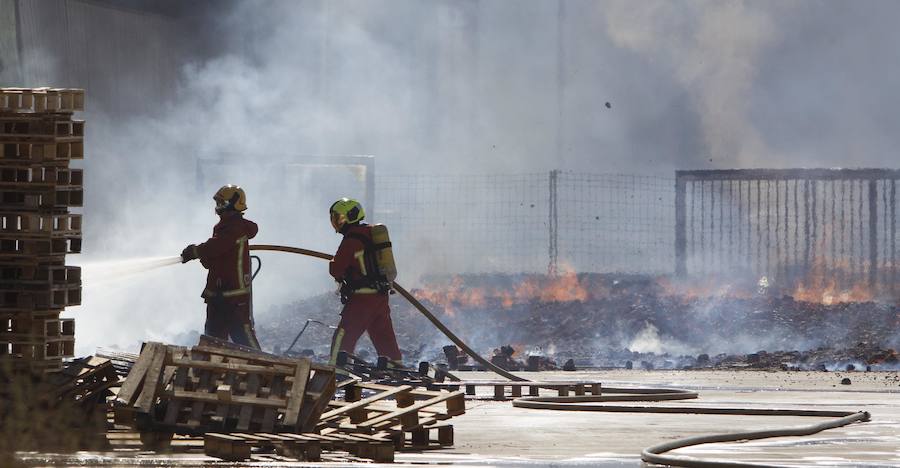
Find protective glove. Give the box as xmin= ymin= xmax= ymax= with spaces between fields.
xmin=181 ymin=244 xmax=198 ymax=263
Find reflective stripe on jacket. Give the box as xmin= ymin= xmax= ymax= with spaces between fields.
xmin=330 ymin=223 xmax=381 ymax=295
xmin=197 ymin=213 xmax=258 ymax=299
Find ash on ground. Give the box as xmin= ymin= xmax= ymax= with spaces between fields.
xmin=255 ymin=274 xmax=900 ymax=372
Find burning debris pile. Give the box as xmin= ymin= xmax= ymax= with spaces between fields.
xmin=257 ymin=272 xmax=900 ymax=372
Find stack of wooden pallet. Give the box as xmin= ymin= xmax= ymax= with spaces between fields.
xmin=0 ymin=88 xmax=84 ymax=374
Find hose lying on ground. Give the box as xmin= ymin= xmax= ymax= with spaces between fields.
xmin=514 ymin=389 xmax=869 ymax=467
xmin=251 ymin=243 xmax=871 ymax=467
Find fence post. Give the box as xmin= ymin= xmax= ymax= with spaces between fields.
xmin=365 ymin=158 xmax=375 ymax=221
xmin=674 ymin=173 xmax=687 ymax=276
xmin=868 ymin=178 xmax=878 ymax=288
xmin=548 ymin=170 xmax=559 ymax=276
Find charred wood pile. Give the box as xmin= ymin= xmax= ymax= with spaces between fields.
xmin=258 ymin=273 xmax=899 ymax=373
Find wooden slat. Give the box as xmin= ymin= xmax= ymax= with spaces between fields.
xmin=132 ymin=343 xmax=168 ymax=412
xmin=215 ymin=356 xmax=241 ymax=420
xmin=237 ymin=373 xmax=261 ymax=430
xmin=164 ymin=389 xmax=285 ymax=408
xmin=170 ymin=357 xmax=295 ymax=375
xmin=282 ymin=359 xmax=311 ymax=428
xmin=299 ymin=369 xmax=336 ymax=432
xmin=189 ymin=352 xmax=217 ymax=426
xmin=358 ymin=391 xmax=464 ymax=428
xmin=262 ymin=375 xmax=284 ymax=432
xmin=114 ymin=342 xmax=160 ymax=406
xmin=320 ymin=385 xmax=411 ymax=421
xmin=163 ymin=366 xmax=189 ymax=425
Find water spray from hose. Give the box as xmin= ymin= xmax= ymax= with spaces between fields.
xmin=79 ymin=256 xmax=182 ymax=286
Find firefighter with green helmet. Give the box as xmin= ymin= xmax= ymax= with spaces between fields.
xmin=327 ymin=197 xmax=401 ymax=364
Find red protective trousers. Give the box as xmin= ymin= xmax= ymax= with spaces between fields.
xmin=330 ymin=293 xmax=401 ymax=362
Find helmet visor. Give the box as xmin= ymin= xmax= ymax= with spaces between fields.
xmin=330 ymin=211 xmax=344 ymax=231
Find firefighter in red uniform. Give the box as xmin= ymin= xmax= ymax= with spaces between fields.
xmin=181 ymin=184 xmax=261 ymax=350
xmin=327 ymin=198 xmax=402 ymax=364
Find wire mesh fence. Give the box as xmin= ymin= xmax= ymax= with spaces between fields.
xmin=375 ymin=171 xmax=676 ymax=276
xmin=675 ymin=169 xmax=900 ymax=297
xmin=195 ymin=160 xmax=900 ymax=299
xmin=556 ymin=172 xmax=675 ymax=274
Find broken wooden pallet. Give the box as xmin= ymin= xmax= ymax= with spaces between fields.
xmin=114 ymin=341 xmax=336 ymax=441
xmin=318 ymin=380 xmax=465 ymax=448
xmin=204 ymin=431 xmax=394 ymax=463
xmin=47 ymin=356 xmax=120 ymax=408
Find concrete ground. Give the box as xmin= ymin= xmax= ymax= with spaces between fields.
xmin=445 ymin=369 xmax=900 ymax=467
xmin=19 ymin=369 xmax=900 ymax=467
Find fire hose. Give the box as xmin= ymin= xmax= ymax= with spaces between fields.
xmin=249 ymin=244 xmax=871 ymax=467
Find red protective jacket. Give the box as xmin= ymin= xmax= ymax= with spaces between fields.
xmin=330 ymin=223 xmax=380 ymax=294
xmin=197 ymin=213 xmax=258 ymax=299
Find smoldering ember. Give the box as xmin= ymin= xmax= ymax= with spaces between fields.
xmin=257 ymin=273 xmax=900 ymax=373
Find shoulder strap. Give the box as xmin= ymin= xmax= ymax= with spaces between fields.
xmin=346 ymin=232 xmax=373 ymax=249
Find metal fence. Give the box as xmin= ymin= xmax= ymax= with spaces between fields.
xmin=376 ymin=171 xmax=675 ymax=276
xmin=675 ymin=169 xmax=900 ymax=294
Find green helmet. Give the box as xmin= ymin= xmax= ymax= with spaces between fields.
xmin=329 ymin=198 xmax=365 ymax=232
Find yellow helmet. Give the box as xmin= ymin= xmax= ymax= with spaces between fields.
xmin=329 ymin=198 xmax=365 ymax=232
xmin=214 ymin=184 xmax=247 ymax=213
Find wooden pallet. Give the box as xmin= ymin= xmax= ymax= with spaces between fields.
xmin=0 ymin=117 xmax=85 ymax=139
xmin=204 ymin=431 xmax=394 ymax=463
xmin=0 ymin=355 xmax=63 ymax=372
xmin=0 ymin=186 xmax=84 ymax=209
xmin=0 ymin=215 xmax=83 ymax=240
xmin=0 ymin=88 xmax=84 ymax=113
xmin=430 ymin=380 xmax=603 ymax=400
xmin=318 ymin=381 xmax=465 ymax=443
xmin=0 ymin=237 xmax=81 ymax=258
xmin=0 ymin=284 xmax=82 ymax=309
xmin=0 ymin=310 xmax=73 ymax=342
xmin=114 ymin=342 xmax=337 ymax=438
xmin=0 ymin=264 xmax=80 ymax=285
xmin=0 ymin=141 xmax=84 ymax=163
xmin=1 ymin=341 xmax=73 ymax=363
xmin=0 ymin=167 xmax=83 ymax=188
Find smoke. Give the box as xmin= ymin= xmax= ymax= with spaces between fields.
xmin=9 ymin=0 xmax=900 ymax=354
xmin=627 ymin=322 xmax=694 ymax=356
xmin=604 ymin=0 xmax=781 ymax=165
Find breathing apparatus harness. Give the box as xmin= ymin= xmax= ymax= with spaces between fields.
xmin=338 ymin=228 xmax=394 ymax=304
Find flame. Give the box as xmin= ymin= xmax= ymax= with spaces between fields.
xmin=791 ymin=275 xmax=875 ymax=305
xmin=413 ymin=266 xmax=598 ymax=310
xmin=790 ymin=256 xmax=876 ymax=305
